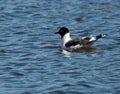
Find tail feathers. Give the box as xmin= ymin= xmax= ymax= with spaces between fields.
xmin=96 ymin=34 xmax=105 ymax=40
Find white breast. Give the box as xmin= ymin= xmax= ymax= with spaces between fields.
xmin=61 ymin=33 xmax=71 ymax=48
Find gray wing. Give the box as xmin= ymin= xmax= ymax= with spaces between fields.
xmin=81 ymin=37 xmax=92 ymax=45
xmin=65 ymin=38 xmax=81 ymax=47
xmin=65 ymin=37 xmax=94 ymax=47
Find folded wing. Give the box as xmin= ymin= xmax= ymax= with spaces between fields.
xmin=65 ymin=37 xmax=96 ymax=48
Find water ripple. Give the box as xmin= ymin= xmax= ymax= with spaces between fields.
xmin=0 ymin=0 xmax=120 ymax=94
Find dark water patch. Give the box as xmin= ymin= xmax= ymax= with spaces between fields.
xmin=74 ymin=18 xmax=82 ymax=22
xmin=31 ymin=13 xmax=42 ymax=18
xmin=43 ymin=45 xmax=60 ymax=49
xmin=0 ymin=49 xmax=6 ymax=53
xmin=49 ymin=90 xmax=83 ymax=94
xmin=11 ymin=71 xmax=24 ymax=77
xmin=0 ymin=66 xmax=13 ymax=72
xmin=15 ymin=63 xmax=26 ymax=67
xmin=14 ymin=31 xmax=26 ymax=35
xmin=60 ymin=71 xmax=79 ymax=75
xmin=49 ymin=90 xmax=65 ymax=94
xmin=62 ymin=83 xmax=72 ymax=87
xmin=80 ymin=83 xmax=93 ymax=88
xmin=21 ymin=92 xmax=32 ymax=94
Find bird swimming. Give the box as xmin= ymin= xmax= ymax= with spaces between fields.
xmin=55 ymin=27 xmax=105 ymax=51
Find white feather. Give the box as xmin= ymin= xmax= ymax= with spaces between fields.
xmin=62 ymin=33 xmax=71 ymax=48
xmin=89 ymin=37 xmax=96 ymax=41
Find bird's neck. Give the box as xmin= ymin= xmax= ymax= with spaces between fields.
xmin=61 ymin=33 xmax=71 ymax=47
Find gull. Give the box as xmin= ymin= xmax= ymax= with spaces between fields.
xmin=55 ymin=27 xmax=105 ymax=50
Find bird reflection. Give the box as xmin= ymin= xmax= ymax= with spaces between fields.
xmin=72 ymin=47 xmax=96 ymax=52
xmin=61 ymin=47 xmax=96 ymax=58
xmin=61 ymin=49 xmax=71 ymax=58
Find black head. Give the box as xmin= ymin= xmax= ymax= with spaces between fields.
xmin=54 ymin=27 xmax=69 ymax=38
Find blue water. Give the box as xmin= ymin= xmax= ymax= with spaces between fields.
xmin=0 ymin=0 xmax=120 ymax=94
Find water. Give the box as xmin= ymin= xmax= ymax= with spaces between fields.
xmin=0 ymin=0 xmax=120 ymax=94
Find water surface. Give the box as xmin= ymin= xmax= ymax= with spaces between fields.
xmin=0 ymin=0 xmax=120 ymax=94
